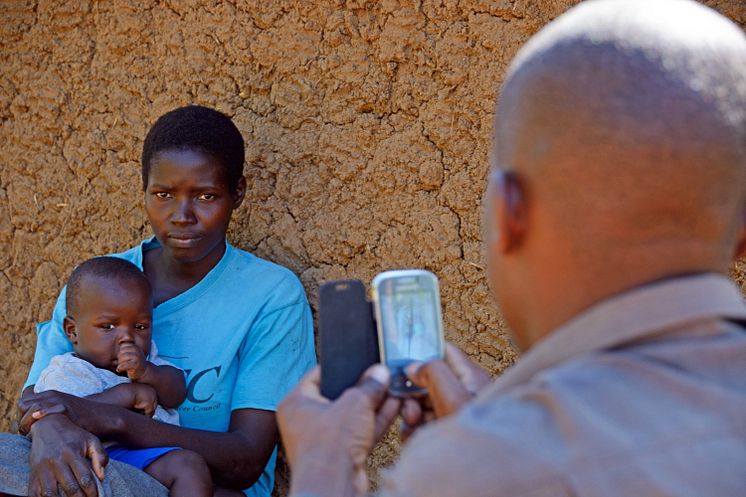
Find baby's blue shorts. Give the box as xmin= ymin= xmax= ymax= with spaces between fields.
xmin=106 ymin=445 xmax=180 ymax=471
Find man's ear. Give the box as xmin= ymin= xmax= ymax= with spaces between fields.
xmin=63 ymin=316 xmax=78 ymax=344
xmin=233 ymin=175 xmax=247 ymax=209
xmin=487 ymin=172 xmax=527 ymax=253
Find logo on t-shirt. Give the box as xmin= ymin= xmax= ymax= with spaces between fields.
xmin=183 ymin=365 xmax=222 ymax=404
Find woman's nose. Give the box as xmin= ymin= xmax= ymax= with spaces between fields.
xmin=171 ymin=199 xmax=196 ymax=224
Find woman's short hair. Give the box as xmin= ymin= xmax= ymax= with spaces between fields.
xmin=141 ymin=105 xmax=245 ymax=192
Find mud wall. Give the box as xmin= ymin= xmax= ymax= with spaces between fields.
xmin=2 ymin=0 xmax=745 ymax=493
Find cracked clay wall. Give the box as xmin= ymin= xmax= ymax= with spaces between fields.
xmin=2 ymin=0 xmax=746 ymax=493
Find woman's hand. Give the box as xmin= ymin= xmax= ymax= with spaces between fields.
xmin=400 ymin=342 xmax=492 ymax=440
xmin=27 ymin=414 xmax=107 ymax=497
xmin=18 ymin=390 xmax=97 ymax=435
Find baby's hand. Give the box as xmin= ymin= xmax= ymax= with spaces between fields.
xmin=130 ymin=383 xmax=158 ymax=417
xmin=116 ymin=342 xmax=149 ymax=381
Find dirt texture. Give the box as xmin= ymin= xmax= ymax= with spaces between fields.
xmin=1 ymin=0 xmax=745 ymax=494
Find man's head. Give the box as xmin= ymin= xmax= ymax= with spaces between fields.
xmin=64 ymin=257 xmax=153 ymax=372
xmin=141 ymin=105 xmax=246 ymax=193
xmin=485 ymin=0 xmax=746 ymax=349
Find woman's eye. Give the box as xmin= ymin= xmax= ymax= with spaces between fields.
xmin=155 ymin=192 xmax=171 ymax=199
xmin=198 ymin=193 xmax=216 ymax=201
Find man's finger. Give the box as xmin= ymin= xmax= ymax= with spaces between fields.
xmin=405 ymin=359 xmax=443 ymax=389
xmin=354 ymin=364 xmax=391 ymax=410
xmin=353 ymin=465 xmax=370 ymax=497
xmin=400 ymin=398 xmax=423 ymax=427
xmin=292 ymin=366 xmax=329 ymax=403
xmin=299 ymin=366 xmax=321 ymax=389
xmin=399 ymin=398 xmax=429 ymax=442
xmin=374 ymin=396 xmax=401 ymax=442
xmin=405 ymin=360 xmax=471 ymax=418
xmin=334 ymin=364 xmax=390 ymax=417
xmin=444 ymin=342 xmax=491 ymax=393
xmin=400 ymin=419 xmax=421 ymax=442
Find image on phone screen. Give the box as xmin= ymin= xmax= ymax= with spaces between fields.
xmin=377 ymin=274 xmax=442 ymax=370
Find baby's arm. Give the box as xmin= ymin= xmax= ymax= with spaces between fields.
xmin=117 ymin=342 xmax=186 ymax=408
xmin=87 ymin=383 xmax=158 ymax=417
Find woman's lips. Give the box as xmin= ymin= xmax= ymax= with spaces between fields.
xmin=168 ymin=234 xmax=202 ymax=248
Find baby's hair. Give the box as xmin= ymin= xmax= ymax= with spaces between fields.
xmin=65 ymin=257 xmax=151 ymax=316
xmin=141 ymin=105 xmax=245 ymax=192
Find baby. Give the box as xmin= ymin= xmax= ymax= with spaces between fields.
xmin=33 ymin=256 xmax=212 ymax=497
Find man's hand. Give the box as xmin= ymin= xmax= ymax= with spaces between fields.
xmin=27 ymin=414 xmax=107 ymax=497
xmin=278 ymin=365 xmax=400 ymax=497
xmin=116 ymin=342 xmax=149 ymax=381
xmin=400 ymin=342 xmax=491 ymax=440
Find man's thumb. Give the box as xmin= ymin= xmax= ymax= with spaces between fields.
xmin=355 ymin=364 xmax=391 ymax=408
xmin=406 ymin=360 xmax=472 ymax=418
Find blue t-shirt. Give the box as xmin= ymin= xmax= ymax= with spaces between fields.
xmin=25 ymin=238 xmax=317 ymax=497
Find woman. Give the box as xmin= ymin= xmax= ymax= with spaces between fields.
xmin=5 ymin=105 xmax=316 ymax=497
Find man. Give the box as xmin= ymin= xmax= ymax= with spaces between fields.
xmin=277 ymin=0 xmax=746 ymax=496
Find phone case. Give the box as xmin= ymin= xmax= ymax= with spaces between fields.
xmin=319 ymin=279 xmax=380 ymax=400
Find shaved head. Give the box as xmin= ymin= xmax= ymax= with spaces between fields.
xmin=494 ymin=0 xmax=746 ymax=268
xmin=487 ymin=0 xmax=746 ymax=347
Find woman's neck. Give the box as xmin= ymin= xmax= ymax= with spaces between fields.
xmin=144 ymin=241 xmax=227 ymax=306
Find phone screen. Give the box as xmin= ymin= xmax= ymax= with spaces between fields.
xmin=377 ymin=274 xmax=442 ymax=366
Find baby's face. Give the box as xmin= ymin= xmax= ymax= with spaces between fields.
xmin=67 ymin=276 xmax=153 ymax=372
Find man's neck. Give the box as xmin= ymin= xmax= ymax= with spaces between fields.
xmin=514 ymin=255 xmax=726 ymax=352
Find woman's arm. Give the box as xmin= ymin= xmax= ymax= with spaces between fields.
xmin=101 ymin=404 xmax=277 ymax=488
xmin=20 ymin=391 xmax=277 ymax=489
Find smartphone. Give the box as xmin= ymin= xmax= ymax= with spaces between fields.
xmin=371 ymin=269 xmax=445 ymax=396
xmin=319 ymin=279 xmax=380 ymax=400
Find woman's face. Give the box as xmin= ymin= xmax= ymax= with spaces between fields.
xmin=144 ymin=149 xmax=245 ymax=265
